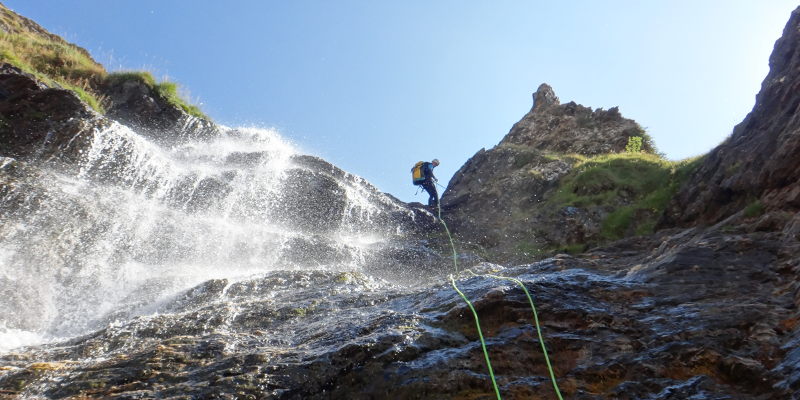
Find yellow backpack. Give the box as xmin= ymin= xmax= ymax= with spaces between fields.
xmin=411 ymin=161 xmax=426 ymax=185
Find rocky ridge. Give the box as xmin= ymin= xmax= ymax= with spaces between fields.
xmin=441 ymin=84 xmax=663 ymax=262
xmin=100 ymin=73 xmax=221 ymax=142
xmin=501 ymin=83 xmax=655 ymax=155
xmin=662 ymin=6 xmax=800 ymax=227
xmin=0 ymin=4 xmax=799 ymax=400
xmin=0 ymin=4 xmax=100 ymax=66
xmin=0 ymin=63 xmax=441 ymax=269
xmin=0 ymin=64 xmax=107 ymax=163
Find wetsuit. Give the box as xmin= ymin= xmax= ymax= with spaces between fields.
xmin=421 ymin=162 xmax=438 ymax=208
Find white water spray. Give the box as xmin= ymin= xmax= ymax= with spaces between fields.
xmin=0 ymin=123 xmax=401 ymax=351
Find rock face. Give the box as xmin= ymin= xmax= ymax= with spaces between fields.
xmin=102 ymin=77 xmax=220 ymax=142
xmin=0 ymin=4 xmax=101 ymax=68
xmin=0 ymin=64 xmax=107 ymax=163
xmin=0 ymin=38 xmax=444 ymax=291
xmin=1 ymin=3 xmax=217 ymax=143
xmin=441 ymin=85 xmax=650 ymax=261
xmin=0 ymin=220 xmax=797 ymax=399
xmin=501 ymin=83 xmax=654 ymax=155
xmin=662 ymin=6 xmax=800 ymax=226
xmin=1 ymin=5 xmax=799 ymax=400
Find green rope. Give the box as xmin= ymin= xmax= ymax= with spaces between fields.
xmin=470 ymin=271 xmax=564 ymax=400
xmin=438 ymin=201 xmax=498 ymax=397
xmin=449 ymin=274 xmax=502 ymax=400
xmin=437 ymin=197 xmax=561 ymax=399
xmin=437 ymin=202 xmax=459 ymax=274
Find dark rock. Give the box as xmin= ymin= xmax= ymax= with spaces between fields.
xmin=440 ymin=85 xmax=650 ymax=261
xmin=289 ymin=154 xmax=349 ymax=181
xmin=224 ymin=151 xmax=269 ymax=166
xmin=662 ymin=6 xmax=800 ymax=227
xmin=501 ymin=83 xmax=652 ymax=156
xmin=532 ymin=83 xmax=559 ymax=112
xmin=273 ymin=167 xmax=347 ymax=233
xmin=102 ymin=77 xmax=219 ymax=143
xmin=1 ymin=227 xmax=796 ymax=399
xmin=277 ymin=234 xmax=351 ymax=267
xmin=282 ymin=154 xmax=441 ymax=240
xmin=0 ymin=64 xmax=107 ymax=163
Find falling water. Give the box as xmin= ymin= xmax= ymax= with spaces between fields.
xmin=0 ymin=123 xmax=408 ymax=352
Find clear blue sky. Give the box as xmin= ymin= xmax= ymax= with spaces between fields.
xmin=7 ymin=1 xmax=798 ymax=202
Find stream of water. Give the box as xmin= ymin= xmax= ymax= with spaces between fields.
xmin=0 ymin=123 xmax=406 ymax=352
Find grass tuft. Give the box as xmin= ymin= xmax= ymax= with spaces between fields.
xmin=0 ymin=22 xmax=107 ymax=112
xmin=104 ymin=71 xmax=156 ymax=87
xmin=0 ymin=5 xmax=208 ymax=120
xmin=552 ymin=152 xmax=704 ymax=240
xmin=743 ymin=201 xmax=764 ymax=218
xmin=105 ymin=71 xmax=208 ymax=119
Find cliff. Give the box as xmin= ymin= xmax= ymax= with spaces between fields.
xmin=0 ymin=1 xmax=213 ymax=137
xmin=662 ymin=6 xmax=800 ymax=227
xmin=501 ymin=83 xmax=656 ymax=155
xmin=0 ymin=5 xmax=440 ymax=283
xmin=0 ymin=4 xmax=799 ymax=400
xmin=441 ymin=84 xmax=678 ymax=262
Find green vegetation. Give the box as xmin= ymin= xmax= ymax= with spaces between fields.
xmin=541 ymin=150 xmax=585 ymax=165
xmin=623 ymin=126 xmax=658 ymax=155
xmin=513 ymin=148 xmax=539 ymax=168
xmin=104 ymin=70 xmax=157 ymax=87
xmin=0 ymin=27 xmax=107 ymax=112
xmin=154 ymin=80 xmax=206 ymax=119
xmin=625 ymin=136 xmax=643 ymax=153
xmin=106 ymin=71 xmax=208 ymax=119
xmin=552 ymin=243 xmax=587 ymax=254
xmin=726 ymin=161 xmax=742 ymax=174
xmin=552 ymin=152 xmax=704 ymax=241
xmin=0 ymin=6 xmax=207 ymax=118
xmin=515 ymin=241 xmax=545 ymax=258
xmin=743 ymin=200 xmax=764 ymax=218
xmin=292 ymin=307 xmax=309 ymax=317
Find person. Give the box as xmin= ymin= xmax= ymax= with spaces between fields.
xmin=419 ymin=159 xmax=440 ymax=208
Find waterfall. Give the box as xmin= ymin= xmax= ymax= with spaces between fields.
xmin=0 ymin=123 xmax=402 ymax=352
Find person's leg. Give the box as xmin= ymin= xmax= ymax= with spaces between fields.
xmin=423 ymin=182 xmax=439 ymax=207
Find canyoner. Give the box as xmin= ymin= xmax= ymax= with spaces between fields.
xmin=3 ymin=3 xmax=800 ymax=398
xmin=411 ymin=158 xmax=440 ymax=208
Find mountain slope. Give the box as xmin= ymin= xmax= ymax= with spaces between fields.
xmin=662 ymin=6 xmax=800 ymax=227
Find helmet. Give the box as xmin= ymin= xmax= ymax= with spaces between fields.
xmin=432 ymin=159 xmax=440 ymax=166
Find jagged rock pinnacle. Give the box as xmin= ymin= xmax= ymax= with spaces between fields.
xmin=532 ymin=83 xmax=559 ymax=112
xmin=498 ymin=83 xmax=646 ymax=155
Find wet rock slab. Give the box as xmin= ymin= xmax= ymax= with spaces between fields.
xmin=1 ymin=223 xmax=797 ymax=399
